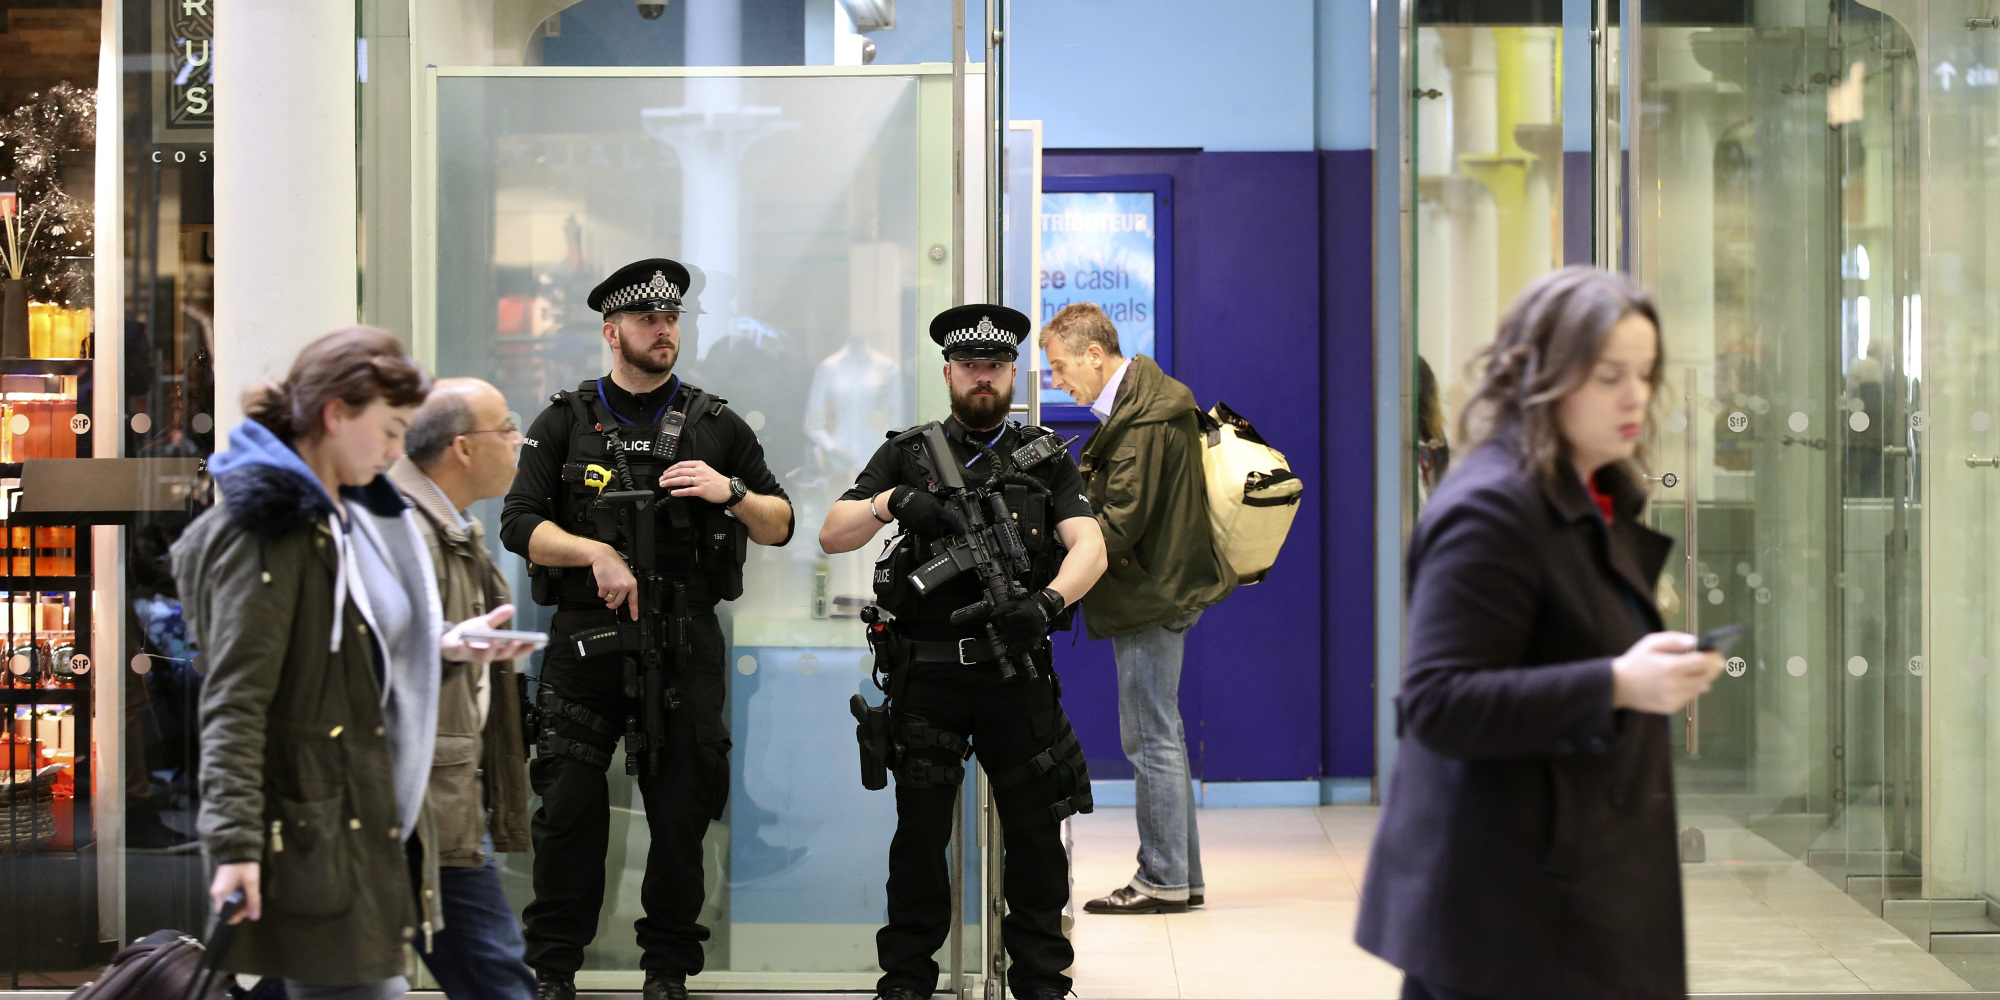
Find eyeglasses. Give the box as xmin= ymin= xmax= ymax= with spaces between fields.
xmin=462 ymin=423 xmax=520 ymax=438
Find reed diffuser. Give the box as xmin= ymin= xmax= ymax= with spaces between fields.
xmin=2 ymin=201 xmax=45 ymax=359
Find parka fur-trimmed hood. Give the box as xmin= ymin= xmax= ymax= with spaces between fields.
xmin=208 ymin=419 xmax=407 ymax=538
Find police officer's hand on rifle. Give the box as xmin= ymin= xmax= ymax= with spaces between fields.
xmin=590 ymin=544 xmax=642 ymax=620
xmin=992 ymin=587 xmax=1066 ymax=650
xmin=885 ymin=485 xmax=964 ymax=539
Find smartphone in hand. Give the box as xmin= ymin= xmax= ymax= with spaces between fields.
xmin=1696 ymin=624 xmax=1746 ymax=657
xmin=457 ymin=628 xmax=550 ymax=651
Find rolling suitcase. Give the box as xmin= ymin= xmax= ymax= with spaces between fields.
xmin=69 ymin=891 xmax=262 ymax=1000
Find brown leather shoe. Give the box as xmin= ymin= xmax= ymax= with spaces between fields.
xmin=1083 ymin=885 xmax=1189 ymax=914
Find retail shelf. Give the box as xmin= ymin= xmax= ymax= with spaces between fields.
xmin=0 ymin=687 xmax=86 ymax=706
xmin=0 ymin=359 xmax=92 ymax=377
xmin=0 ymin=576 xmax=90 ymax=592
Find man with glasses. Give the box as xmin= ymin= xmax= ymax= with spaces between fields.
xmin=389 ymin=377 xmax=537 ymax=1000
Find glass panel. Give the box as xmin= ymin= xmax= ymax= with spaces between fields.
xmin=429 ymin=68 xmax=967 ymax=990
xmin=1627 ymin=0 xmax=1976 ymax=989
xmin=1003 ymin=122 xmax=1041 ymax=414
xmin=1411 ymin=8 xmax=1569 ymax=507
xmin=1919 ymin=0 xmax=2000 ymax=986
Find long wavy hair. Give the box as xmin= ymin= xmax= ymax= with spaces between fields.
xmin=1457 ymin=267 xmax=1663 ymax=484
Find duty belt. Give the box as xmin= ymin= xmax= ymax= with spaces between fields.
xmin=907 ymin=635 xmax=1005 ymax=665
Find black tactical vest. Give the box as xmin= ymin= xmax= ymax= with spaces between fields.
xmin=533 ymin=378 xmax=748 ymax=608
xmin=872 ymin=421 xmax=1070 ymax=630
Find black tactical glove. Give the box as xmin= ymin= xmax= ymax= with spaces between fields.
xmin=993 ymin=588 xmax=1065 ymax=650
xmin=888 ymin=486 xmax=961 ymax=539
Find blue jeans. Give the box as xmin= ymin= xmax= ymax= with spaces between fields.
xmin=420 ymin=855 xmax=537 ymax=1000
xmin=1111 ymin=610 xmax=1204 ymax=899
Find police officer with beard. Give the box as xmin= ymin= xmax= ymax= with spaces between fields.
xmin=500 ymin=258 xmax=795 ymax=1000
xmin=819 ymin=304 xmax=1107 ymax=1000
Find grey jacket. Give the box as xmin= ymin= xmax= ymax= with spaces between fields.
xmin=176 ymin=420 xmax=444 ymax=984
xmin=388 ymin=458 xmax=532 ymax=864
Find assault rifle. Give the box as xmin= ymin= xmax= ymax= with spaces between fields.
xmin=574 ymin=488 xmax=683 ymax=776
xmin=906 ymin=423 xmax=1039 ymax=681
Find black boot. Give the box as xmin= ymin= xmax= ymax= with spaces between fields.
xmin=535 ymin=971 xmax=576 ymax=1000
xmin=644 ymin=971 xmax=692 ymax=1000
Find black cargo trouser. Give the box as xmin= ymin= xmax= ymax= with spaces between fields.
xmin=877 ymin=668 xmax=1081 ymax=1000
xmin=521 ymin=610 xmax=731 ymax=977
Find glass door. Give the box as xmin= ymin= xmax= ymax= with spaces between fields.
xmin=1627 ymin=0 xmax=1994 ymax=990
xmin=420 ymin=65 xmax=981 ymax=993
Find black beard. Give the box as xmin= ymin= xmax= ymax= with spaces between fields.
xmin=950 ymin=381 xmax=1014 ymax=430
xmin=618 ymin=333 xmax=677 ymax=375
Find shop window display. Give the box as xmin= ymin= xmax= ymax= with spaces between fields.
xmin=0 ymin=0 xmax=220 ymax=987
xmin=0 ymin=1 xmax=111 ymax=989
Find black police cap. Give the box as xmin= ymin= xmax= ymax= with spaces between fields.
xmin=589 ymin=258 xmax=690 ymax=316
xmin=929 ymin=304 xmax=1030 ymax=362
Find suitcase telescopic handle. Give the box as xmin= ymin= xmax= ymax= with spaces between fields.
xmin=179 ymin=890 xmax=247 ymax=1000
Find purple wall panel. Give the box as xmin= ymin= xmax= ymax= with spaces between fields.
xmin=1179 ymin=152 xmax=1323 ymax=782
xmin=1320 ymin=150 xmax=1376 ymax=780
xmin=1042 ymin=149 xmax=1331 ymax=783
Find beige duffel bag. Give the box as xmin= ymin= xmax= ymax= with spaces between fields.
xmin=1200 ymin=402 xmax=1303 ymax=585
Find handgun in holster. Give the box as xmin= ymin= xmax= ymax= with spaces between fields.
xmin=519 ymin=672 xmax=542 ymax=753
xmin=851 ymin=694 xmax=894 ymax=791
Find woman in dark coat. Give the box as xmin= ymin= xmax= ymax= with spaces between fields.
xmin=1356 ymin=267 xmax=1725 ymax=1000
xmin=176 ymin=328 xmax=534 ymax=999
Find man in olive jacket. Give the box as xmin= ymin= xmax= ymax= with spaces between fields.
xmin=389 ymin=378 xmax=537 ymax=1000
xmin=1041 ymin=303 xmax=1235 ymax=914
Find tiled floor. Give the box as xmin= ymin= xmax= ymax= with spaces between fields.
xmin=1680 ymin=814 xmax=1973 ymax=993
xmin=1068 ymin=806 xmax=1402 ymax=1000
xmin=1069 ymin=805 xmax=1981 ymax=998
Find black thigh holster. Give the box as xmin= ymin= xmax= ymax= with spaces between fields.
xmin=989 ymin=710 xmax=1093 ymax=828
xmin=534 ymin=687 xmax=620 ymax=770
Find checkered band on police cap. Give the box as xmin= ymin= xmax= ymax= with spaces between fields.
xmin=599 ymin=270 xmax=683 ymax=314
xmin=946 ymin=316 xmax=1009 ymax=350
xmin=588 ymin=257 xmax=691 ymax=316
xmin=929 ymin=303 xmax=1029 ymax=359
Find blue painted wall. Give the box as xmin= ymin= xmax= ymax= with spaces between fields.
xmin=866 ymin=0 xmax=1373 ymax=152
xmin=989 ymin=0 xmax=1380 ymax=785
xmin=1321 ymin=149 xmax=1375 ymax=781
xmin=1009 ymin=2 xmax=1317 ymax=151
xmin=1041 ymin=150 xmax=1373 ymax=784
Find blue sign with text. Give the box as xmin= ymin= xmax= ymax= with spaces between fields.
xmin=1040 ymin=192 xmax=1157 ymax=361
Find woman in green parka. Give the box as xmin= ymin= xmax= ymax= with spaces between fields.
xmin=173 ymin=327 xmax=535 ymax=1000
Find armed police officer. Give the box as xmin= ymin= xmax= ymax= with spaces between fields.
xmin=500 ymin=258 xmax=795 ymax=1000
xmin=819 ymin=304 xmax=1107 ymax=1000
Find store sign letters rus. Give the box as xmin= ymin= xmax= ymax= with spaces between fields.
xmin=168 ymin=0 xmax=214 ymax=129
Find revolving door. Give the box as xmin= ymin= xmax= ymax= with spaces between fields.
xmin=1414 ymin=0 xmax=2000 ymax=989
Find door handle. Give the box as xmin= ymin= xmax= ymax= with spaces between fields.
xmin=1967 ymin=455 xmax=1999 ymax=468
xmin=1644 ymin=473 xmax=1680 ymax=488
xmin=1680 ymin=368 xmax=1700 ymax=758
